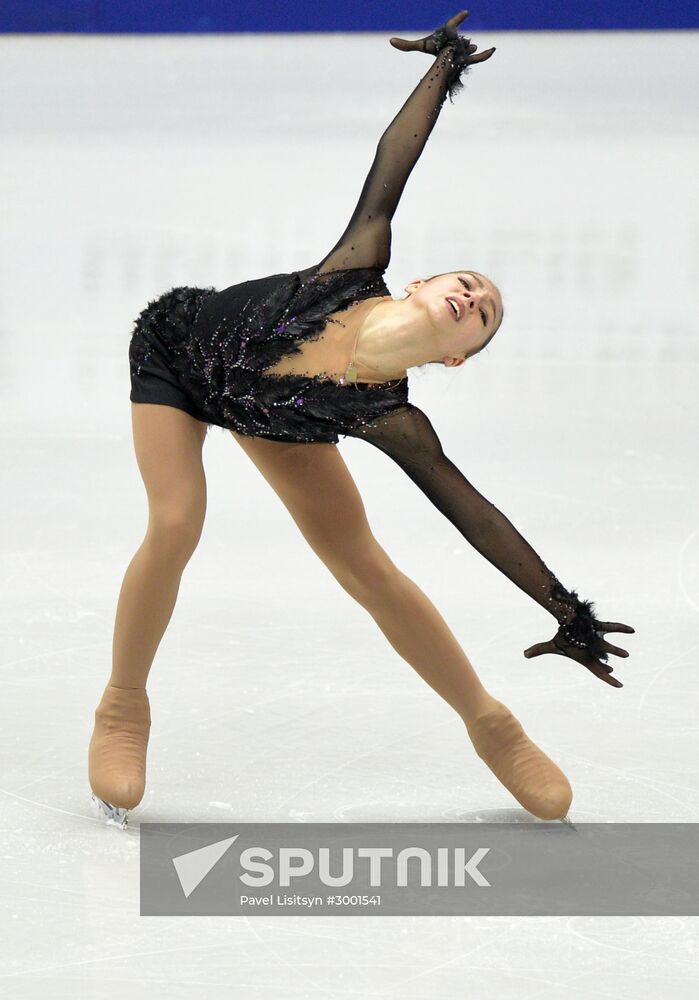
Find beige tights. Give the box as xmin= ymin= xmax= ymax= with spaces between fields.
xmin=349 ymin=567 xmax=573 ymax=820
xmin=92 ymin=527 xmax=572 ymax=819
xmin=109 ymin=534 xmax=194 ymax=689
xmin=88 ymin=532 xmax=195 ymax=811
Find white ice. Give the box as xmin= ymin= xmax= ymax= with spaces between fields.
xmin=1 ymin=28 xmax=698 ymax=999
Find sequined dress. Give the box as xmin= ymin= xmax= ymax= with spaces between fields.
xmin=127 ymin=38 xmax=611 ymax=663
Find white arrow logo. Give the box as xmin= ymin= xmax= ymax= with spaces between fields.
xmin=172 ymin=835 xmax=239 ymax=898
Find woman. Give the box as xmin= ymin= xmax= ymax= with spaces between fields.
xmin=89 ymin=11 xmax=634 ymax=828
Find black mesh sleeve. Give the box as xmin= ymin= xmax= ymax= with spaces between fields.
xmin=344 ymin=404 xmax=610 ymax=662
xmin=311 ymin=42 xmax=474 ymax=276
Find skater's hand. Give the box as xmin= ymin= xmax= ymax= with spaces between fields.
xmin=523 ymin=620 xmax=635 ymax=688
xmin=390 ymin=10 xmax=496 ymax=63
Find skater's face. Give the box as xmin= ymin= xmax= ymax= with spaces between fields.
xmin=404 ymin=271 xmax=504 ymax=367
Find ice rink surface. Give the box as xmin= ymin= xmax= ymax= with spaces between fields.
xmin=1 ymin=28 xmax=698 ymax=998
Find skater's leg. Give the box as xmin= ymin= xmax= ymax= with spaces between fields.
xmin=230 ymin=432 xmax=572 ymax=820
xmin=110 ymin=402 xmax=208 ymax=688
xmin=230 ymin=432 xmax=493 ymax=726
xmin=89 ymin=403 xmax=208 ymax=816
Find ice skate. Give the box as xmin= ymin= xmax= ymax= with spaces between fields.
xmin=466 ymin=699 xmax=573 ymax=821
xmin=90 ymin=793 xmax=129 ymax=829
xmin=88 ymin=684 xmax=151 ymax=827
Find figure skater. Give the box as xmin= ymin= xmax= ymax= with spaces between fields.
xmin=88 ymin=10 xmax=634 ymax=828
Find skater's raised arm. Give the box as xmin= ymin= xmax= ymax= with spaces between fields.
xmin=344 ymin=403 xmax=635 ymax=687
xmin=312 ymin=12 xmax=495 ymax=276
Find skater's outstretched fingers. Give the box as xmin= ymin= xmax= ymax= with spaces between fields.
xmin=523 ymin=612 xmax=635 ymax=686
xmin=390 ymin=8 xmax=496 ymax=64
xmin=444 ymin=9 xmax=470 ymax=31
xmin=596 ymin=621 xmax=635 ymax=658
xmin=602 ymin=640 xmax=630 ymax=658
xmin=523 ymin=637 xmax=623 ymax=688
xmin=522 ymin=640 xmax=556 ymax=659
xmin=576 ymin=650 xmax=623 ymax=688
xmin=467 ymin=47 xmax=497 ymax=63
xmin=596 ymin=621 xmax=636 ymax=634
xmin=390 ymin=9 xmax=470 ymax=54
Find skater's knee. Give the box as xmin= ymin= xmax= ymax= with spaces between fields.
xmin=146 ymin=500 xmax=206 ymax=556
xmin=335 ymin=544 xmax=400 ymax=604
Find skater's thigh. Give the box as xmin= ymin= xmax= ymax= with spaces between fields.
xmin=131 ymin=402 xmax=208 ymax=532
xmin=230 ymin=431 xmax=393 ymax=585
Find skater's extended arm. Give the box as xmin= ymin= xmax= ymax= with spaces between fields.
xmin=344 ymin=403 xmax=634 ymax=686
xmin=311 ymin=13 xmax=495 ymax=276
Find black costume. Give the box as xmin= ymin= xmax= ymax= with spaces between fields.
xmin=128 ymin=36 xmax=609 ymax=663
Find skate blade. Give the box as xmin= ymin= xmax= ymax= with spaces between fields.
xmin=90 ymin=792 xmax=129 ymax=829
